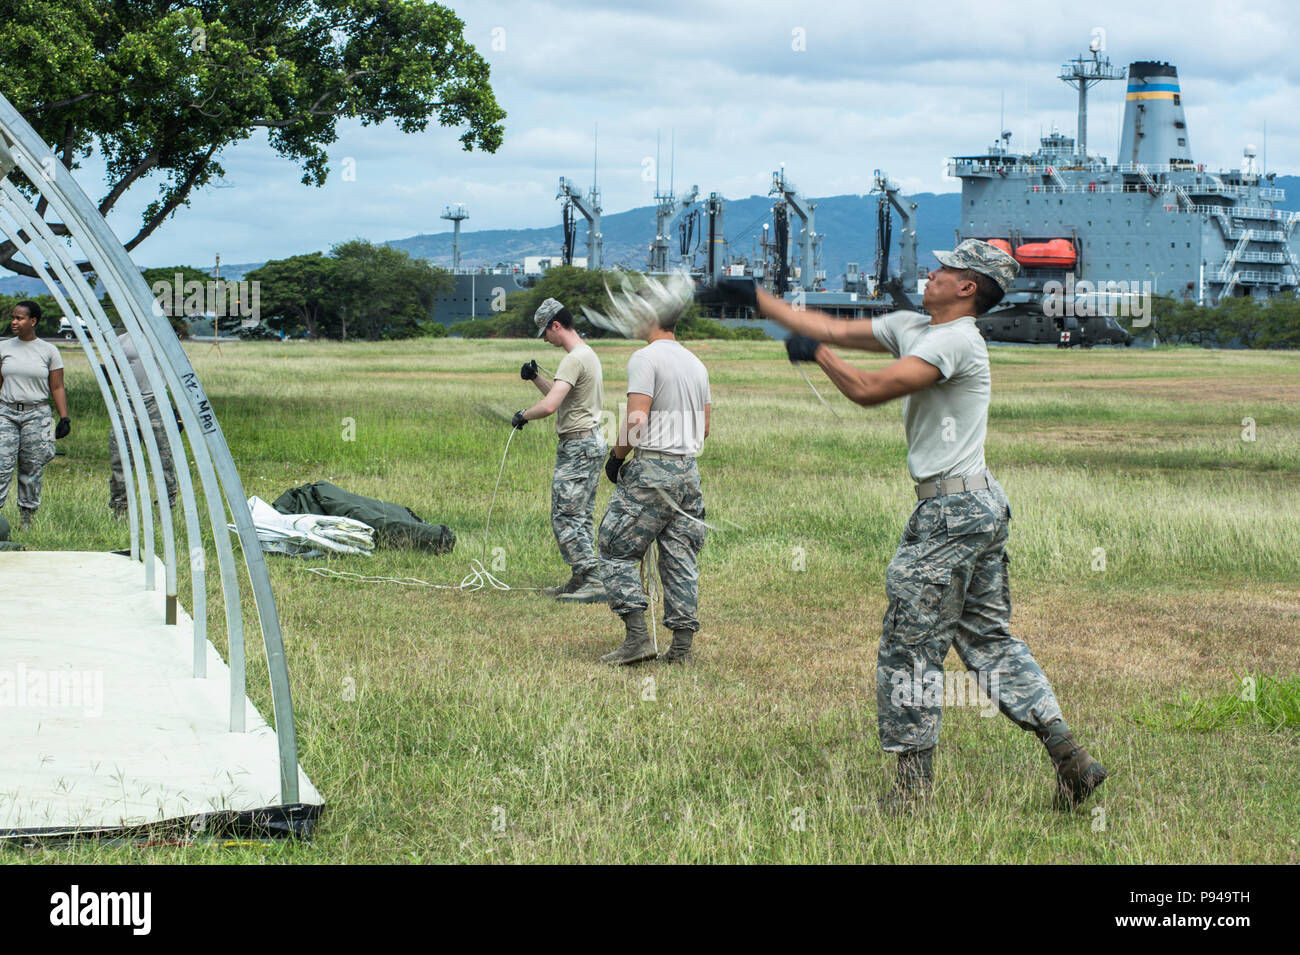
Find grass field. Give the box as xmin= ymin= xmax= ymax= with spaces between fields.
xmin=9 ymin=339 xmax=1300 ymax=863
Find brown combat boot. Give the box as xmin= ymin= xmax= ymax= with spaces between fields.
xmin=599 ymin=610 xmax=657 ymax=665
xmin=659 ymin=628 xmax=694 ymax=664
xmin=1038 ymin=720 xmax=1108 ymax=811
xmin=878 ymin=748 xmax=934 ymax=815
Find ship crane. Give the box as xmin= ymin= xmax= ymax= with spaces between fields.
xmin=556 ymin=177 xmax=602 ymax=270
xmin=649 ymin=184 xmax=699 ymax=272
xmin=869 ymin=169 xmax=918 ymax=309
xmin=769 ymin=167 xmax=822 ymax=293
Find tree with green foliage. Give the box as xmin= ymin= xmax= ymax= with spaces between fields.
xmin=1142 ymin=292 xmax=1300 ymax=349
xmin=244 ymin=252 xmax=337 ymax=340
xmin=0 ymin=0 xmax=505 ymax=277
xmin=129 ymin=265 xmax=212 ymax=336
xmin=331 ymin=239 xmax=452 ymax=340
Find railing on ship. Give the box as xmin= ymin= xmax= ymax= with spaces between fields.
xmin=948 ymin=159 xmax=1286 ymax=202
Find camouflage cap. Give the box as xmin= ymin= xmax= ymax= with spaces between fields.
xmin=534 ymin=297 xmax=568 ymax=337
xmin=933 ymin=238 xmax=1020 ymax=292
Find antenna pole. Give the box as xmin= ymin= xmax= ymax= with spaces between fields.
xmin=209 ymin=253 xmax=223 ymax=354
xmin=655 ymin=130 xmax=660 ymax=198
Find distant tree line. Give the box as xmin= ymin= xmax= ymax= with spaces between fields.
xmin=244 ymin=240 xmax=453 ymax=340
xmin=446 ymin=266 xmax=766 ymax=341
xmin=1136 ymin=294 xmax=1300 ymax=349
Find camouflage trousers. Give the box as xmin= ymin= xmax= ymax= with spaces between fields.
xmin=597 ymin=454 xmax=705 ymax=631
xmin=551 ymin=433 xmax=606 ymax=578
xmin=109 ymin=393 xmax=178 ymax=511
xmin=0 ymin=402 xmax=55 ymax=513
xmin=877 ymin=473 xmax=1064 ymax=753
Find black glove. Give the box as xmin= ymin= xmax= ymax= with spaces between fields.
xmin=605 ymin=450 xmax=625 ymax=484
xmin=785 ymin=333 xmax=822 ymax=363
xmin=511 ymin=410 xmax=527 ymax=430
xmin=521 ymin=359 xmax=538 ymax=381
xmin=54 ymin=417 xmax=71 ymax=439
xmin=696 ymin=276 xmax=758 ymax=310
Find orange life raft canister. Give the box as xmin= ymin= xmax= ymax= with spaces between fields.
xmin=1013 ymin=239 xmax=1076 ymax=268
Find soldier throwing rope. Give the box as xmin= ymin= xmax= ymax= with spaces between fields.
xmin=705 ymin=240 xmax=1107 ymax=812
xmin=588 ymin=276 xmax=710 ymax=665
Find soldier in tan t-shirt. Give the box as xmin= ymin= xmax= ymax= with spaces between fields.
xmin=512 ymin=298 xmax=607 ymax=602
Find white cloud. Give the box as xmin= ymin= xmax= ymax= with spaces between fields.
xmin=39 ymin=0 xmax=1297 ymax=268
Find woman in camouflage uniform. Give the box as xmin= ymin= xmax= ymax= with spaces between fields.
xmin=0 ymin=301 xmax=71 ymax=530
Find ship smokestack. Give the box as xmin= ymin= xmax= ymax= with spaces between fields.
xmin=1119 ymin=61 xmax=1191 ymax=165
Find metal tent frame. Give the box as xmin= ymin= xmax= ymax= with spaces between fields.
xmin=0 ymin=95 xmax=301 ymax=808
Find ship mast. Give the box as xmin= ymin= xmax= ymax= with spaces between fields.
xmin=1059 ymin=38 xmax=1125 ymax=160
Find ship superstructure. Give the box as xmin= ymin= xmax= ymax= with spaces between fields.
xmin=953 ymin=53 xmax=1300 ymax=344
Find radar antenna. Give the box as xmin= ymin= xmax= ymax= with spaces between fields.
xmin=1059 ymin=42 xmax=1125 ymax=160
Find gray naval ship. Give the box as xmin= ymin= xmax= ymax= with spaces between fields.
xmin=952 ymin=52 xmax=1299 ymax=345
xmin=429 ymin=49 xmax=1299 ymax=346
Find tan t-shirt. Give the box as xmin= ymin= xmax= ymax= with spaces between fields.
xmin=553 ymin=342 xmax=603 ymax=433
xmin=0 ymin=337 xmax=63 ymax=404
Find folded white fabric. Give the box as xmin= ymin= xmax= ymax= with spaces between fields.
xmin=229 ymin=497 xmax=376 ymax=558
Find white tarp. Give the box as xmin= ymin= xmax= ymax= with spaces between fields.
xmin=230 ymin=496 xmax=375 ymax=558
xmin=1 ymin=551 xmax=323 ymax=835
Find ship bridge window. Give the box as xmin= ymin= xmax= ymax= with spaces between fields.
xmin=1177 ymin=138 xmax=1186 ymax=146
xmin=1171 ymin=242 xmax=1176 ymax=249
xmin=1173 ymin=94 xmax=1181 ymax=105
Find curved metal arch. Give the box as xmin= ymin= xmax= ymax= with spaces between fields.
xmin=0 ymin=179 xmax=210 ymax=660
xmin=0 ymin=190 xmax=167 ymax=587
xmin=0 ymin=98 xmax=299 ymax=802
xmin=0 ymin=181 xmax=207 ymax=653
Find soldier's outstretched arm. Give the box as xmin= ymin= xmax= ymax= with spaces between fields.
xmin=808 ymin=349 xmax=941 ymax=407
xmin=756 ymin=288 xmax=888 ymax=352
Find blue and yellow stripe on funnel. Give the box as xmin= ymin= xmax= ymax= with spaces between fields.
xmin=1126 ymin=81 xmax=1180 ymax=101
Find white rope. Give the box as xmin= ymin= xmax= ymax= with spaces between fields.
xmin=305 ymin=560 xmax=538 ymax=592
xmin=796 ymin=362 xmax=841 ymax=418
xmin=482 ymin=425 xmax=518 ymax=564
xmin=305 ymin=428 xmax=541 ymax=593
xmin=652 ymin=486 xmax=746 ymax=533
xmin=641 ymin=547 xmax=659 ymax=655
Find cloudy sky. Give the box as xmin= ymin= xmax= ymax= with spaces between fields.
xmin=69 ymin=0 xmax=1300 ymax=268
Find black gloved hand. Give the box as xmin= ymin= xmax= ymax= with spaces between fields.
xmin=605 ymin=450 xmax=625 ymax=484
xmin=695 ymin=276 xmax=758 ymax=310
xmin=511 ymin=410 xmax=527 ymax=430
xmin=521 ymin=359 xmax=538 ymax=381
xmin=785 ymin=333 xmax=822 ymax=363
xmin=54 ymin=417 xmax=71 ymax=439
